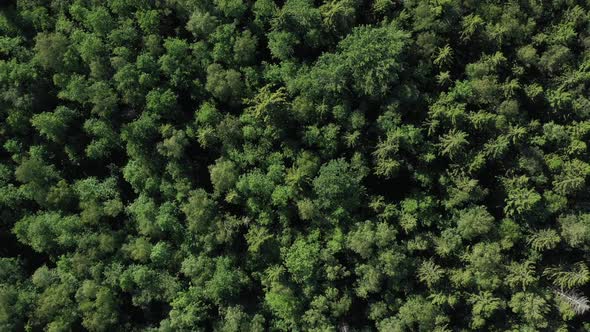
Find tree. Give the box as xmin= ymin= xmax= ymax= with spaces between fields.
xmin=505 ymin=261 xmax=537 ymax=291
xmin=209 ymin=158 xmax=238 ymax=195
xmin=74 ymin=177 xmax=123 ymax=225
xmin=377 ymin=296 xmax=444 ymax=332
xmin=509 ymin=292 xmax=550 ymax=329
xmin=13 ymin=212 xmax=81 ymax=253
xmin=167 ymin=286 xmax=209 ymax=330
xmin=552 ymin=159 xmax=590 ymax=196
xmin=295 ymin=22 xmax=409 ymax=98
xmin=205 ymin=64 xmax=243 ymax=104
xmin=204 ymin=256 xmax=247 ymax=304
xmin=233 ymin=30 xmax=257 ymax=65
xmin=544 ymin=262 xmax=590 ymax=289
xmin=554 ymin=289 xmax=590 ymax=316
xmin=283 ymin=231 xmax=321 ymax=284
xmin=263 ymin=268 xmax=300 ymax=330
xmin=312 ymin=159 xmax=363 ymax=217
xmin=31 ymin=106 xmax=77 ymax=143
xmin=159 ymin=38 xmax=198 ymax=88
xmin=558 ymin=213 xmax=590 ymax=248
xmin=75 ymin=281 xmax=119 ymax=332
xmin=15 ymin=155 xmax=60 ymax=206
xmin=468 ymin=291 xmax=504 ymax=329
xmin=438 ymin=129 xmax=469 ymax=160
xmin=268 ymin=31 xmax=298 ymax=60
xmin=182 ymin=189 xmax=216 ymax=235
xmin=83 ymin=118 xmax=120 ymax=159
xmin=215 ymin=0 xmax=247 ymax=18
xmin=417 ymin=260 xmax=445 ymax=288
xmin=34 ymin=32 xmax=68 ymax=71
xmin=456 ymin=206 xmax=495 ymax=240
xmin=319 ymin=0 xmax=358 ymax=33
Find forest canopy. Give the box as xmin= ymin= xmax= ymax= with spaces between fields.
xmin=2 ymin=0 xmax=590 ymax=331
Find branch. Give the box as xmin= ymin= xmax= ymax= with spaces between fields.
xmin=554 ymin=288 xmax=590 ymax=315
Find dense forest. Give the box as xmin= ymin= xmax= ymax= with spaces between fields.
xmin=2 ymin=0 xmax=590 ymax=330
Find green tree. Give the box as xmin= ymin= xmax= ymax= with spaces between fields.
xmin=206 ymin=64 xmax=243 ymax=104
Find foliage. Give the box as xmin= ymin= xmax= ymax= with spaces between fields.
xmin=2 ymin=0 xmax=590 ymax=330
